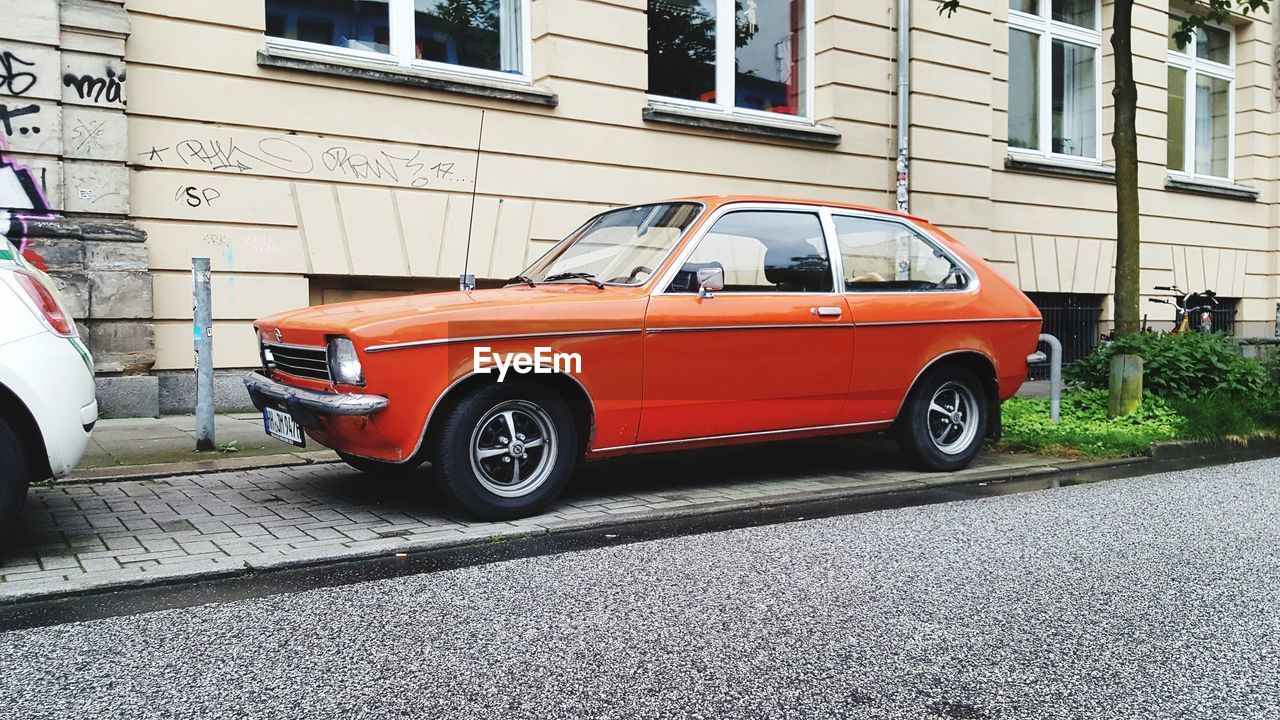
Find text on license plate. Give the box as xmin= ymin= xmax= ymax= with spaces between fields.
xmin=263 ymin=407 xmax=305 ymax=447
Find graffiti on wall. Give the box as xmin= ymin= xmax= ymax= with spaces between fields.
xmin=63 ymin=68 xmax=125 ymax=105
xmin=133 ymin=122 xmax=476 ymax=192
xmin=0 ymin=137 xmax=52 ymax=266
xmin=0 ymin=48 xmax=46 ymax=140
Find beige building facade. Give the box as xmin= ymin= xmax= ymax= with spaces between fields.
xmin=1 ymin=0 xmax=1277 ymax=416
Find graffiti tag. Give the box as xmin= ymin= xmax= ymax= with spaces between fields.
xmin=0 ymin=51 xmax=38 ymax=97
xmin=63 ymin=68 xmax=125 ymax=105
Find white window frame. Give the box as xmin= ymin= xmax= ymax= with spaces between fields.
xmin=1007 ymin=0 xmax=1104 ymax=165
xmin=647 ymin=0 xmax=816 ymax=124
xmin=1166 ymin=18 xmax=1235 ymax=182
xmin=264 ymin=0 xmax=534 ymax=85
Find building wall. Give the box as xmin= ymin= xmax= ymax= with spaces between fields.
xmin=13 ymin=0 xmax=1278 ymax=412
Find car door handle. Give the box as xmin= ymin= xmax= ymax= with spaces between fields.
xmin=810 ymin=306 xmax=843 ymax=318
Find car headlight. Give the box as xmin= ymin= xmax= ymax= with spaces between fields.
xmin=327 ymin=336 xmax=365 ymax=385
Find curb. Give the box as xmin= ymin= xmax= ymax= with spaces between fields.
xmin=60 ymin=451 xmax=341 ymax=485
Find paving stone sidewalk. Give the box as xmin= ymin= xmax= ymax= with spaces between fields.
xmin=2 ymin=437 xmax=1081 ymax=602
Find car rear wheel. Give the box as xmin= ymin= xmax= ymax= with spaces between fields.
xmin=0 ymin=416 xmax=30 ymax=525
xmin=336 ymin=451 xmax=424 ymax=478
xmin=430 ymin=381 xmax=577 ymax=521
xmin=896 ymin=367 xmax=988 ymax=472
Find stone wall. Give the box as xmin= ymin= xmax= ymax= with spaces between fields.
xmin=0 ymin=0 xmax=156 ymax=417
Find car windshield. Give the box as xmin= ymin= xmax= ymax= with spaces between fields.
xmin=520 ymin=202 xmax=702 ymax=286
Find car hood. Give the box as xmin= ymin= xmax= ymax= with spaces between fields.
xmin=257 ymin=285 xmax=649 ymax=348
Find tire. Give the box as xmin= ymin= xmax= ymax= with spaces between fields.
xmin=430 ymin=381 xmax=577 ymax=521
xmin=0 ymin=416 xmax=30 ymax=525
xmin=896 ymin=366 xmax=989 ymax=472
xmin=336 ymin=451 xmax=424 ymax=478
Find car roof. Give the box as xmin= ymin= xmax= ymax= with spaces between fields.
xmin=671 ymin=195 xmax=931 ymax=225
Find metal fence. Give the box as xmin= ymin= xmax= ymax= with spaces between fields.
xmin=1026 ymin=293 xmax=1104 ymax=381
xmin=1188 ymin=302 xmax=1239 ymax=335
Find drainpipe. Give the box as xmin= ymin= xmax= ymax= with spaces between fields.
xmin=895 ymin=0 xmax=911 ymax=213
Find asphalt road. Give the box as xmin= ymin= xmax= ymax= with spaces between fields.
xmin=1 ymin=459 xmax=1277 ymax=719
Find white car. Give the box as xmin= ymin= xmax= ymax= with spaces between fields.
xmin=0 ymin=235 xmax=97 ymax=522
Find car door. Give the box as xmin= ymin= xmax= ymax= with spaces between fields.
xmin=638 ymin=207 xmax=854 ymax=443
xmin=829 ymin=212 xmax=978 ymax=424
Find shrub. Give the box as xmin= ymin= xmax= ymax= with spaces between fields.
xmin=1000 ymin=390 xmax=1186 ymax=457
xmin=1067 ymin=332 xmax=1267 ymax=405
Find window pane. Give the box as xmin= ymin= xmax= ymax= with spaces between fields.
xmin=676 ymin=212 xmax=830 ymax=293
xmin=413 ymin=0 xmax=523 ymax=73
xmin=1010 ymin=0 xmax=1038 ymax=14
xmin=735 ymin=0 xmax=807 ymax=116
xmin=1008 ymin=28 xmax=1039 ymax=151
xmin=1194 ymin=74 xmax=1231 ymax=177
xmin=265 ymin=0 xmax=390 ymax=54
xmin=527 ymin=203 xmax=701 ymax=285
xmin=1196 ymin=25 xmax=1230 ymax=64
xmin=834 ymin=217 xmax=965 ymax=291
xmin=1167 ymin=66 xmax=1186 ymax=171
xmin=648 ymin=0 xmax=717 ymax=103
xmin=1051 ymin=0 xmax=1095 ymax=28
xmin=1051 ymin=39 xmax=1096 ymax=157
xmin=1168 ymin=16 xmax=1184 ymax=52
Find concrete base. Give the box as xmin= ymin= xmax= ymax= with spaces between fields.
xmin=156 ymin=369 xmax=256 ymax=415
xmin=95 ymin=375 xmax=160 ymax=418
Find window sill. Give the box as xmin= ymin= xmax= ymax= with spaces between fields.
xmin=257 ymin=47 xmax=559 ymax=107
xmin=1164 ymin=176 xmax=1258 ymax=202
xmin=1004 ymin=155 xmax=1115 ymax=183
xmin=642 ymin=104 xmax=841 ymax=146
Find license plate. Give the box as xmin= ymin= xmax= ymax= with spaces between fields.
xmin=263 ymin=407 xmax=305 ymax=447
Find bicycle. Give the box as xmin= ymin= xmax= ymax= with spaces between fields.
xmin=1148 ymin=285 xmax=1218 ymax=334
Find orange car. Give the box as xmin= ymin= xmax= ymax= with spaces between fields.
xmin=246 ymin=197 xmax=1042 ymax=519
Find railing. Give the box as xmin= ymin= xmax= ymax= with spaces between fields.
xmin=1027 ymin=297 xmax=1104 ymax=380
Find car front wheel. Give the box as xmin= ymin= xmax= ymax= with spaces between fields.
xmin=0 ymin=416 xmax=31 ymax=524
xmin=896 ymin=367 xmax=988 ymax=472
xmin=430 ymin=381 xmax=577 ymax=521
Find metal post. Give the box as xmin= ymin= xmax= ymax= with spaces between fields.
xmin=1039 ymin=333 xmax=1063 ymax=422
xmin=895 ymin=0 xmax=911 ymax=213
xmin=192 ymin=257 xmax=215 ymax=451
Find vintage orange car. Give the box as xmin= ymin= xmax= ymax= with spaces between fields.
xmin=246 ymin=197 xmax=1043 ymax=519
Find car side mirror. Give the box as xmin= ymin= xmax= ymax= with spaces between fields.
xmin=696 ymin=267 xmax=724 ymax=299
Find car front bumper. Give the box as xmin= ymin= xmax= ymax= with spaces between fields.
xmin=243 ymin=372 xmax=388 ymax=429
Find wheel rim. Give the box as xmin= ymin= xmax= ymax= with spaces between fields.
xmin=469 ymin=399 xmax=558 ymax=498
xmin=927 ymin=381 xmax=980 ymax=456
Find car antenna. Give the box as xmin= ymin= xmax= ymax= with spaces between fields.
xmin=459 ymin=109 xmax=485 ymax=292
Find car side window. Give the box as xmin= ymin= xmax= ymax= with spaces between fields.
xmin=666 ymin=211 xmax=833 ymax=293
xmin=833 ymin=215 xmax=968 ymax=291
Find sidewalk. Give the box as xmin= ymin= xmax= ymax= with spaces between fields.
xmin=72 ymin=414 xmax=337 ymax=481
xmin=4 ymin=435 xmax=1104 ymax=602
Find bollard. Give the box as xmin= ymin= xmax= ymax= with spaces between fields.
xmin=193 ymin=257 xmax=215 ymax=451
xmin=1108 ymin=354 xmax=1143 ymax=418
xmin=1037 ymin=333 xmax=1063 ymax=422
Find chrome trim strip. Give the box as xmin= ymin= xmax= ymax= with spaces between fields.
xmin=243 ymin=372 xmax=387 ymax=416
xmin=827 ymin=210 xmax=982 ymax=297
xmin=365 ymin=328 xmax=644 ymax=353
xmin=262 ymin=341 xmax=326 ymax=352
xmin=855 ymin=317 xmax=1041 ymax=328
xmin=646 ymin=323 xmax=853 ymax=334
xmin=592 ymin=419 xmax=894 ymax=454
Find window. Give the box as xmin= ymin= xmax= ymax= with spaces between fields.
xmin=1167 ymin=18 xmax=1234 ymax=180
xmin=523 ymin=203 xmax=703 ymax=286
xmin=265 ymin=0 xmax=530 ymax=80
xmin=647 ymin=0 xmax=813 ymax=120
xmin=833 ymin=216 xmax=968 ymax=291
xmin=1007 ymin=0 xmax=1101 ymax=161
xmin=668 ymin=211 xmax=831 ymax=293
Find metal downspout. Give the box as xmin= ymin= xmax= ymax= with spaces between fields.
xmin=895 ymin=0 xmax=911 ymax=213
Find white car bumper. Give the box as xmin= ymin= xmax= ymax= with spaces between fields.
xmin=0 ymin=332 xmax=96 ymax=477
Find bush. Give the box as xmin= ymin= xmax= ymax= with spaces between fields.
xmin=1067 ymin=332 xmax=1267 ymax=404
xmin=1000 ymin=390 xmax=1186 ymax=457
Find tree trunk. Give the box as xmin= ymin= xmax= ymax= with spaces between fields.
xmin=1111 ymin=0 xmax=1141 ymax=338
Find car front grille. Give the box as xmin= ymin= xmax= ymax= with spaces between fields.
xmin=263 ymin=342 xmax=330 ymax=382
